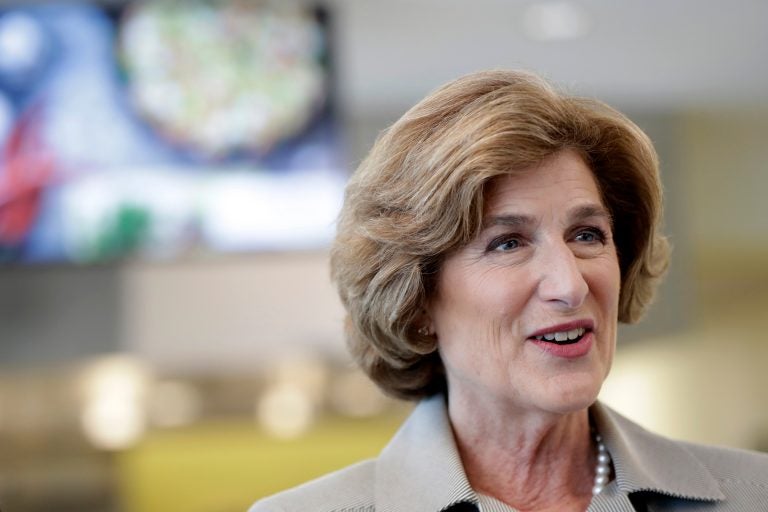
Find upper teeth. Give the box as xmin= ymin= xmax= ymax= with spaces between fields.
xmin=535 ymin=327 xmax=586 ymax=341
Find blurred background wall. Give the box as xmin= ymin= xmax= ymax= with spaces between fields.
xmin=0 ymin=1 xmax=767 ymax=511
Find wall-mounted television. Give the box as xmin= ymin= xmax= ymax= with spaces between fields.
xmin=0 ymin=1 xmax=345 ymax=264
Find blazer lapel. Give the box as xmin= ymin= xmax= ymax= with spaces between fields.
xmin=374 ymin=395 xmax=477 ymax=512
xmin=591 ymin=402 xmax=725 ymax=502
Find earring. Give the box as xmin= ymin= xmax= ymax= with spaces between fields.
xmin=418 ymin=326 xmax=432 ymax=337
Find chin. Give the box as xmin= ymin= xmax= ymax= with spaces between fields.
xmin=537 ymin=375 xmax=604 ymax=415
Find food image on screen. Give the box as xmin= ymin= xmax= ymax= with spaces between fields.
xmin=120 ymin=1 xmax=328 ymax=158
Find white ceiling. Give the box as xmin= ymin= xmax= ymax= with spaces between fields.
xmin=329 ymin=0 xmax=768 ymax=113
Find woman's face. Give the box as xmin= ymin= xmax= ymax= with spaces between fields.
xmin=427 ymin=149 xmax=620 ymax=416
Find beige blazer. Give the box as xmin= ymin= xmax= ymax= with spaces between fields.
xmin=249 ymin=395 xmax=768 ymax=511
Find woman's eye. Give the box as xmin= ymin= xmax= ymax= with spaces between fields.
xmin=488 ymin=236 xmax=522 ymax=252
xmin=573 ymin=227 xmax=606 ymax=243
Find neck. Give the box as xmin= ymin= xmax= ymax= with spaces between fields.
xmin=447 ymin=392 xmax=596 ymax=512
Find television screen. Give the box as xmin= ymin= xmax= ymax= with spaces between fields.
xmin=0 ymin=1 xmax=345 ymax=264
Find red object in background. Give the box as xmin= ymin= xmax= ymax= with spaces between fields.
xmin=0 ymin=104 xmax=55 ymax=245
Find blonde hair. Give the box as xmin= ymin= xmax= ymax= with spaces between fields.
xmin=331 ymin=70 xmax=669 ymax=400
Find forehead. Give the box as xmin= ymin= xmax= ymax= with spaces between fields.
xmin=484 ymin=150 xmax=604 ymax=215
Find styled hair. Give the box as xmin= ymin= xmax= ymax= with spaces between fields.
xmin=330 ymin=69 xmax=669 ymax=400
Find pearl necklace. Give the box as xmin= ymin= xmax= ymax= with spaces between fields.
xmin=592 ymin=432 xmax=612 ymax=495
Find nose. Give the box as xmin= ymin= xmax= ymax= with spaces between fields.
xmin=535 ymin=240 xmax=589 ymax=310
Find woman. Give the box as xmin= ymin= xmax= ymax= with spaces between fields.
xmin=251 ymin=70 xmax=768 ymax=511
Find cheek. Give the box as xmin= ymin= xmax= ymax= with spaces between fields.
xmin=608 ymin=264 xmax=622 ymax=308
xmin=591 ymin=254 xmax=621 ymax=307
xmin=431 ymin=275 xmax=515 ymax=357
xmin=460 ymin=275 xmax=534 ymax=335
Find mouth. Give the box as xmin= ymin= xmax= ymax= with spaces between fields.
xmin=527 ymin=320 xmax=595 ymax=358
xmin=532 ymin=327 xmax=588 ymax=345
xmin=528 ymin=322 xmax=595 ymax=359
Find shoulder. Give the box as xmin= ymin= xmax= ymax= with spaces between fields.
xmin=678 ymin=439 xmax=768 ymax=489
xmin=593 ymin=402 xmax=768 ymax=509
xmin=655 ymin=440 xmax=768 ymax=511
xmin=248 ymin=459 xmax=377 ymax=512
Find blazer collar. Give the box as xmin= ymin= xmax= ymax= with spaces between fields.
xmin=590 ymin=401 xmax=725 ymax=501
xmin=375 ymin=394 xmax=476 ymax=512
xmin=374 ymin=396 xmax=725 ymax=511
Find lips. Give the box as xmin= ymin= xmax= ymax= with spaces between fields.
xmin=527 ymin=320 xmax=595 ymax=357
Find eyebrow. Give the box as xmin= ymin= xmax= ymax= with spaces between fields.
xmin=483 ymin=203 xmax=613 ymax=229
xmin=568 ymin=204 xmax=613 ymax=226
xmin=570 ymin=204 xmax=613 ymax=225
xmin=483 ymin=214 xmax=535 ymax=228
